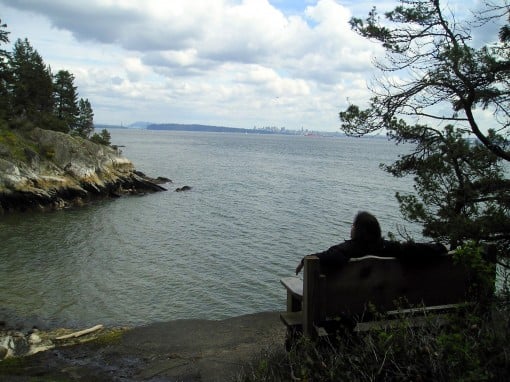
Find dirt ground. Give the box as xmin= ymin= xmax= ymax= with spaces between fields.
xmin=0 ymin=311 xmax=286 ymax=382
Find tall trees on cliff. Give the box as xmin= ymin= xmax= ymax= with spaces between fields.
xmin=0 ymin=19 xmax=10 ymax=121
xmin=0 ymin=20 xmax=99 ymax=142
xmin=76 ymin=98 xmax=94 ymax=138
xmin=339 ymin=0 xmax=509 ymax=258
xmin=53 ymin=69 xmax=79 ymax=133
xmin=9 ymin=38 xmax=54 ymax=126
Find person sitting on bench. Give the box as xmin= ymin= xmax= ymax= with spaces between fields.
xmin=295 ymin=211 xmax=447 ymax=275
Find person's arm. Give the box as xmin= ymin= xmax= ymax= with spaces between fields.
xmin=295 ymin=257 xmax=305 ymax=275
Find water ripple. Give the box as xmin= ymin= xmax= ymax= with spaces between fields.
xmin=0 ymin=131 xmax=421 ymax=327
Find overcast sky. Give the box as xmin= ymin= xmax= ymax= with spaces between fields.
xmin=0 ymin=0 xmax=502 ymax=131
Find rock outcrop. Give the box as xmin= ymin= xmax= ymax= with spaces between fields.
xmin=0 ymin=312 xmax=286 ymax=381
xmin=0 ymin=127 xmax=168 ymax=213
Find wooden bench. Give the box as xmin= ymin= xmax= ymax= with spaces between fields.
xmin=280 ymin=253 xmax=477 ymax=339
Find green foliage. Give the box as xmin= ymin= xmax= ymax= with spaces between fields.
xmin=38 ymin=111 xmax=69 ymax=133
xmin=40 ymin=145 xmax=55 ymax=160
xmin=384 ymin=124 xmax=509 ymax=248
xmin=236 ymin=309 xmax=510 ymax=382
xmin=339 ymin=1 xmax=510 ymax=259
xmin=91 ymin=328 xmax=125 ymax=345
xmin=90 ymin=128 xmax=111 ymax=146
xmin=0 ymin=19 xmax=11 ymax=121
xmin=0 ymin=19 xmax=9 ymax=52
xmin=9 ymin=38 xmax=54 ymax=124
xmin=0 ymin=123 xmax=33 ymax=161
xmin=76 ymin=98 xmax=94 ymax=138
xmin=53 ymin=69 xmax=78 ymax=133
xmin=341 ymin=0 xmax=510 ymax=161
xmin=0 ymin=22 xmax=97 ymax=142
xmin=454 ymin=241 xmax=497 ymax=303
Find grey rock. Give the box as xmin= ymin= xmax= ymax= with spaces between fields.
xmin=0 ymin=128 xmax=167 ymax=213
xmin=0 ymin=345 xmax=7 ymax=359
xmin=175 ymin=186 xmax=192 ymax=192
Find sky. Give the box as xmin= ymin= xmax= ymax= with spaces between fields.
xmin=0 ymin=0 xmax=503 ymax=131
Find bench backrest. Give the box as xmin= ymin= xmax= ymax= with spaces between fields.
xmin=302 ymin=254 xmax=471 ymax=333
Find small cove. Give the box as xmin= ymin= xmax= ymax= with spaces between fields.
xmin=0 ymin=130 xmax=420 ymax=328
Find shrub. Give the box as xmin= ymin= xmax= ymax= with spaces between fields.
xmin=235 ymin=306 xmax=510 ymax=382
xmin=90 ymin=129 xmax=111 ymax=146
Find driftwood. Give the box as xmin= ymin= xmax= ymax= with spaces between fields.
xmin=55 ymin=324 xmax=104 ymax=340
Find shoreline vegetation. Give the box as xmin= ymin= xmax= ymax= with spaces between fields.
xmin=235 ymin=305 xmax=510 ymax=382
xmin=1 ymin=303 xmax=509 ymax=381
xmin=0 ymin=25 xmax=170 ymax=215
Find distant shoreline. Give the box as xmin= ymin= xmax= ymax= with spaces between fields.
xmin=94 ymin=122 xmax=383 ymax=138
xmin=148 ymin=123 xmax=278 ymax=134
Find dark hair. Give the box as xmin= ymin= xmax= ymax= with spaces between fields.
xmin=351 ymin=211 xmax=381 ymax=243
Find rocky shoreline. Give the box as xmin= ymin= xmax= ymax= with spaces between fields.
xmin=0 ymin=312 xmax=286 ymax=382
xmin=0 ymin=127 xmax=169 ymax=214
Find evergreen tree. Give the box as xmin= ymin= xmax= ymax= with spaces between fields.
xmin=90 ymin=128 xmax=111 ymax=146
xmin=0 ymin=19 xmax=10 ymax=121
xmin=342 ymin=1 xmax=509 ymax=162
xmin=53 ymin=69 xmax=78 ymax=133
xmin=0 ymin=25 xmax=99 ymax=139
xmin=9 ymin=38 xmax=54 ymax=127
xmin=383 ymin=124 xmax=509 ymax=249
xmin=339 ymin=1 xmax=510 ymax=258
xmin=76 ymin=98 xmax=94 ymax=138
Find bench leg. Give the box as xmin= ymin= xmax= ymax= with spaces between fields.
xmin=287 ymin=293 xmax=301 ymax=312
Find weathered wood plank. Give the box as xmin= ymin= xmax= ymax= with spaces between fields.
xmin=280 ymin=252 xmax=482 ymax=341
xmin=319 ymin=254 xmax=470 ymax=320
xmin=280 ymin=311 xmax=302 ymax=327
xmin=303 ymin=256 xmax=321 ymax=337
xmin=354 ymin=314 xmax=449 ymax=332
xmin=280 ymin=277 xmax=302 ymax=297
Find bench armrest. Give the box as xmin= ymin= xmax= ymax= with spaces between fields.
xmin=280 ymin=277 xmax=303 ymax=298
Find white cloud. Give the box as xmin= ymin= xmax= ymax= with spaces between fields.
xmin=1 ymin=0 xmax=383 ymax=130
xmin=0 ymin=0 xmax=493 ymax=131
xmin=121 ymin=57 xmax=148 ymax=82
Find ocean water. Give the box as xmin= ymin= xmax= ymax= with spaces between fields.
xmin=0 ymin=130 xmax=421 ymax=328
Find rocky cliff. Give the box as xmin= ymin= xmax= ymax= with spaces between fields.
xmin=0 ymin=127 xmax=168 ymax=214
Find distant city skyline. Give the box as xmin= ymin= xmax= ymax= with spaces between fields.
xmin=0 ymin=0 xmax=500 ymax=132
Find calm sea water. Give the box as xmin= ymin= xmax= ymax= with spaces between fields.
xmin=0 ymin=130 xmax=421 ymax=328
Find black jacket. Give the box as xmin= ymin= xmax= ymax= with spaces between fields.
xmin=312 ymin=239 xmax=448 ymax=268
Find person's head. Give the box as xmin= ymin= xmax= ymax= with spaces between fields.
xmin=350 ymin=211 xmax=381 ymax=243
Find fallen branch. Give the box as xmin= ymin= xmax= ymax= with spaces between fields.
xmin=55 ymin=324 xmax=104 ymax=340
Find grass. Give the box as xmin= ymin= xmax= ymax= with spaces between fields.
xmin=0 ymin=123 xmax=24 ymax=160
xmin=234 ymin=301 xmax=510 ymax=382
xmin=0 ymin=123 xmax=40 ymax=163
xmin=90 ymin=327 xmax=126 ymax=346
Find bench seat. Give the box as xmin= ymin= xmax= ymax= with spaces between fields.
xmin=280 ymin=253 xmax=475 ymax=339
